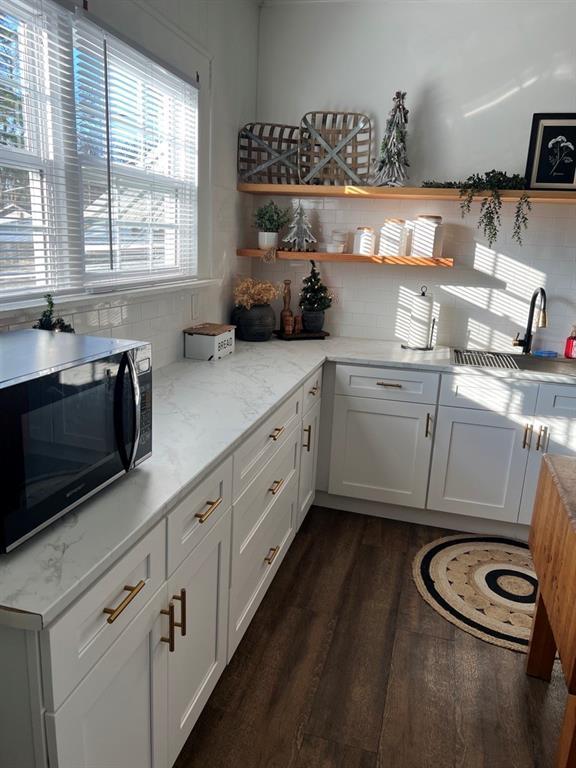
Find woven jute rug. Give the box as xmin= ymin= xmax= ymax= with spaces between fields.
xmin=413 ymin=534 xmax=537 ymax=653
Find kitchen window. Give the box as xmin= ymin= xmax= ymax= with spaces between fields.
xmin=0 ymin=0 xmax=198 ymax=303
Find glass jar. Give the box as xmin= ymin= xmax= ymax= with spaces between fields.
xmin=410 ymin=215 xmax=444 ymax=259
xmin=378 ymin=218 xmax=409 ymax=257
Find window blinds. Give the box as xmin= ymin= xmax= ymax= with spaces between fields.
xmin=0 ymin=0 xmax=198 ymax=302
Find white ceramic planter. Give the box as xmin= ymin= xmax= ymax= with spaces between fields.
xmin=258 ymin=231 xmax=279 ymax=250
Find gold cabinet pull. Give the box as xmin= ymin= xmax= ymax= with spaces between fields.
xmin=303 ymin=424 xmax=312 ymax=452
xmin=376 ymin=381 xmax=402 ymax=388
xmin=103 ymin=580 xmax=146 ymax=624
xmin=425 ymin=413 xmax=433 ymax=438
xmin=264 ymin=546 xmax=280 ymax=565
xmin=161 ymin=601 xmax=176 ymax=652
xmin=536 ymin=425 xmax=547 ymax=452
xmin=523 ymin=423 xmax=533 ymax=449
xmin=196 ymin=496 xmax=223 ymax=524
xmin=309 ymin=384 xmax=320 ymax=396
xmin=173 ymin=588 xmax=186 ymax=637
xmin=269 ymin=426 xmax=285 ymax=441
xmin=269 ymin=478 xmax=284 ymax=495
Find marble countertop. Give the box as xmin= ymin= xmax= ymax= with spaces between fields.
xmin=2 ymin=337 xmax=576 ymax=630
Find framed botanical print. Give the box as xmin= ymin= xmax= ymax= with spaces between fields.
xmin=525 ymin=113 xmax=576 ymax=190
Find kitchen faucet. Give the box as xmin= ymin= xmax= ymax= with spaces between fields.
xmin=512 ymin=287 xmax=547 ymax=355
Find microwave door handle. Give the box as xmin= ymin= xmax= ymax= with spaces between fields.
xmin=126 ymin=351 xmax=141 ymax=469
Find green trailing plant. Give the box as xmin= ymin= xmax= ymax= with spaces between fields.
xmin=299 ymin=260 xmax=333 ymax=312
xmin=422 ymin=171 xmax=531 ymax=247
xmin=254 ymin=200 xmax=291 ymax=233
xmin=33 ymin=294 xmax=75 ymax=333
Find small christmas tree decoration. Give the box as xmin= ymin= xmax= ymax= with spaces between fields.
xmin=282 ymin=204 xmax=317 ymax=252
xmin=372 ymin=91 xmax=409 ymax=187
xmin=33 ymin=294 xmax=75 ymax=333
xmin=299 ymin=260 xmax=332 ymax=333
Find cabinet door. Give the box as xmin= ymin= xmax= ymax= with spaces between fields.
xmin=428 ymin=406 xmax=530 ymax=522
xmin=328 ymin=395 xmax=434 ymax=508
xmin=518 ymin=383 xmax=576 ymax=524
xmin=45 ymin=586 xmax=169 ymax=768
xmin=297 ymin=398 xmax=321 ymax=530
xmin=167 ymin=509 xmax=231 ymax=767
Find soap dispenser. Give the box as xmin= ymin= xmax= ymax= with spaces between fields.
xmin=565 ymin=325 xmax=576 ymax=359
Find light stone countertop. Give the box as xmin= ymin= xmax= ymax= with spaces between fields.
xmin=1 ymin=337 xmax=575 ymax=630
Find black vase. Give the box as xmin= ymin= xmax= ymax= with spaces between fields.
xmin=302 ymin=310 xmax=325 ymax=333
xmin=232 ymin=304 xmax=276 ymax=342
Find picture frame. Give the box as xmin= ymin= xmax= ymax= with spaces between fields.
xmin=525 ymin=113 xmax=576 ymax=190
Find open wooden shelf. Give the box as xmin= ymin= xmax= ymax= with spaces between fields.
xmin=237 ymin=249 xmax=454 ymax=267
xmin=238 ymin=182 xmax=576 ymax=204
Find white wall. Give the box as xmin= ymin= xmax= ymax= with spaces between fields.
xmin=251 ymin=1 xmax=576 ymax=352
xmin=0 ymin=0 xmax=259 ymax=368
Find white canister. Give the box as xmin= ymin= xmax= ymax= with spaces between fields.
xmin=378 ymin=218 xmax=409 ymax=257
xmin=402 ymin=286 xmax=439 ymax=350
xmin=352 ymin=227 xmax=375 ymax=256
xmin=410 ymin=215 xmax=444 ymax=259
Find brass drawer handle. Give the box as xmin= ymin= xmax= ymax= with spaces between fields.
xmin=376 ymin=381 xmax=403 ymax=388
xmin=103 ymin=580 xmax=146 ymax=624
xmin=523 ymin=423 xmax=533 ymax=449
xmin=196 ymin=496 xmax=223 ymax=524
xmin=161 ymin=601 xmax=176 ymax=652
xmin=269 ymin=478 xmax=284 ymax=495
xmin=173 ymin=588 xmax=186 ymax=637
xmin=536 ymin=425 xmax=547 ymax=452
xmin=309 ymin=384 xmax=320 ymax=396
xmin=425 ymin=413 xmax=433 ymax=438
xmin=264 ymin=546 xmax=280 ymax=565
xmin=303 ymin=424 xmax=312 ymax=452
xmin=269 ymin=426 xmax=285 ymax=441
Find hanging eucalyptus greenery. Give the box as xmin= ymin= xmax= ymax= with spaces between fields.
xmin=422 ymin=171 xmax=531 ymax=248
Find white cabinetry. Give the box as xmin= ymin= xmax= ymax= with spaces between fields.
xmin=45 ymin=585 xmax=169 ymax=768
xmin=427 ymin=406 xmax=532 ymax=522
xmin=329 ymin=394 xmax=434 ymax=508
xmin=297 ymin=398 xmax=321 ymax=530
xmin=519 ymin=383 xmax=576 ymax=524
xmin=166 ymin=510 xmax=231 ymax=766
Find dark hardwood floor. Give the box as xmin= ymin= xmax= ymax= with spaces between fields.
xmin=174 ymin=507 xmax=566 ymax=768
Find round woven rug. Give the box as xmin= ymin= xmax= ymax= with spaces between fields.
xmin=413 ymin=534 xmax=537 ymax=653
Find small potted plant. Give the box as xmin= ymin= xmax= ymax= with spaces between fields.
xmin=299 ymin=260 xmax=333 ymax=333
xmin=255 ymin=200 xmax=291 ymax=250
xmin=33 ymin=294 xmax=75 ymax=333
xmin=232 ymin=277 xmax=280 ymax=341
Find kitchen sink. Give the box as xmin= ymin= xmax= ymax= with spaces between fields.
xmin=452 ymin=349 xmax=576 ymax=376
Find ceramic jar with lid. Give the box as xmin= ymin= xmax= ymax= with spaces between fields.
xmin=378 ymin=218 xmax=410 ymax=257
xmin=352 ymin=226 xmax=375 ymax=256
xmin=410 ymin=215 xmax=444 ymax=259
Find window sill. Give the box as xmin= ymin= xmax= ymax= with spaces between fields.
xmin=0 ymin=278 xmax=222 ymax=315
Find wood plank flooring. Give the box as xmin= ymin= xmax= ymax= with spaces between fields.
xmin=174 ymin=507 xmax=566 ymax=768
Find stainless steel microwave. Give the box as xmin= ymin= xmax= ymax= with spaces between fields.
xmin=0 ymin=330 xmax=152 ymax=553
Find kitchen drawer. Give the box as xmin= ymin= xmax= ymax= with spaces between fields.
xmin=40 ymin=521 xmax=166 ymax=712
xmin=302 ymin=366 xmax=323 ymax=415
xmin=440 ymin=373 xmax=539 ymax=414
xmin=167 ymin=455 xmax=232 ymax=574
xmin=335 ymin=364 xmax=439 ymax=404
xmin=535 ymin=382 xmax=576 ymax=417
xmin=233 ymin=389 xmax=301 ymax=501
xmin=229 ymin=470 xmax=296 ymax=658
xmin=234 ymin=425 xmax=300 ymax=555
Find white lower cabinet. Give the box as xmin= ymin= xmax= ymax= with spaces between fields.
xmin=297 ymin=398 xmax=321 ymax=530
xmin=45 ymin=585 xmax=169 ymax=768
xmin=427 ymin=406 xmax=531 ymax=522
xmin=166 ymin=509 xmax=231 ymax=766
xmin=328 ymin=395 xmax=434 ymax=507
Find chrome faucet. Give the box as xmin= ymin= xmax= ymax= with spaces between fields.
xmin=512 ymin=287 xmax=547 ymax=355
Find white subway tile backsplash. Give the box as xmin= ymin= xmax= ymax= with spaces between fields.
xmin=249 ymin=195 xmax=576 ymax=353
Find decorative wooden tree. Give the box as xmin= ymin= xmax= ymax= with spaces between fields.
xmin=282 ymin=204 xmax=317 ymax=252
xmin=372 ymin=91 xmax=409 ymax=187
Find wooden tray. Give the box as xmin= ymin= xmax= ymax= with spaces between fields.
xmin=273 ymin=330 xmax=330 ymax=341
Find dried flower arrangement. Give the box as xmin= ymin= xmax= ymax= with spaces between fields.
xmin=233 ymin=277 xmax=280 ymax=310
